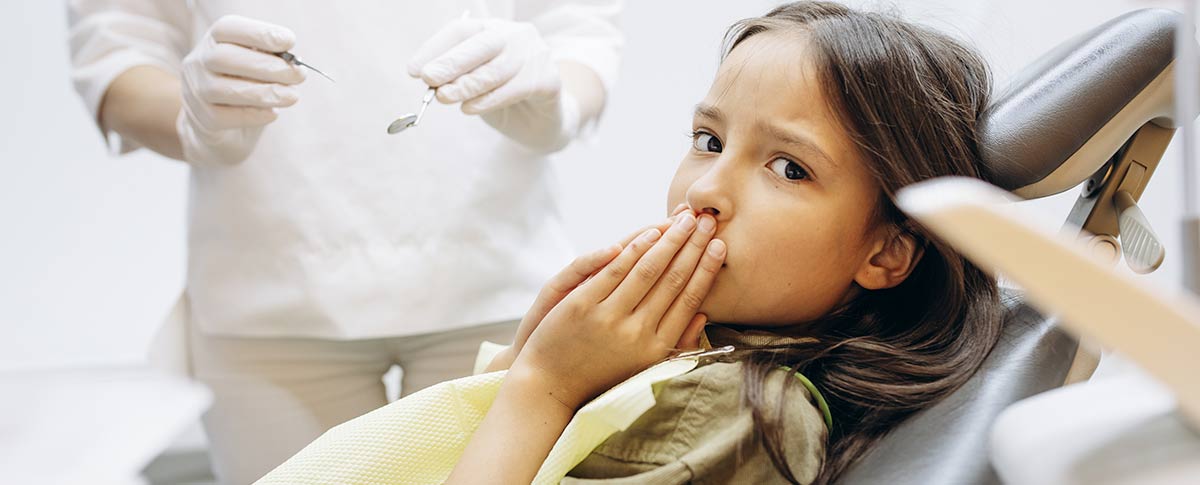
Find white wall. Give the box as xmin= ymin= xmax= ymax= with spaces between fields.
xmin=1 ymin=0 xmax=1196 ymax=372
xmin=0 ymin=1 xmax=188 ymax=371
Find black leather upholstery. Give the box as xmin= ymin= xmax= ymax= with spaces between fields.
xmin=838 ymin=9 xmax=1185 ymax=484
xmin=979 ymin=9 xmax=1178 ymax=192
xmin=840 ymin=289 xmax=1077 ymax=485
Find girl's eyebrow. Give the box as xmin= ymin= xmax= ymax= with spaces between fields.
xmin=760 ymin=122 xmax=837 ymax=169
xmin=694 ymin=103 xmax=723 ymax=122
xmin=694 ymin=102 xmax=836 ymax=170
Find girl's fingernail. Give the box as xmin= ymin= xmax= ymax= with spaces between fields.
xmin=707 ymin=239 xmax=726 ymax=257
xmin=697 ymin=215 xmax=715 ymax=233
xmin=675 ymin=213 xmax=696 ymax=231
xmin=640 ymin=228 xmax=662 ymax=243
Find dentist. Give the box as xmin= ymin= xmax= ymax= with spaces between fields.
xmin=68 ymin=1 xmax=621 ymax=483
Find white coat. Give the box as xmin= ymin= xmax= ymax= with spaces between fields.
xmin=68 ymin=0 xmax=623 ymax=339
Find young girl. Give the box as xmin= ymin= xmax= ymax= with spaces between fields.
xmin=452 ymin=2 xmax=1003 ymax=484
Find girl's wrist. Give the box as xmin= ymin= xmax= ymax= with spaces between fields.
xmin=505 ymin=361 xmax=585 ymax=412
xmin=446 ymin=354 xmax=577 ymax=484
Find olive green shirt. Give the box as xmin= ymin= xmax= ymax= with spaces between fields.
xmin=563 ymin=326 xmax=829 ymax=484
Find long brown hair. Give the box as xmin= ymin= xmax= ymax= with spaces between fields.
xmin=721 ymin=3 xmax=1003 ymax=484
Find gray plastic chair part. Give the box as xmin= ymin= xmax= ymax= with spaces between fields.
xmin=978 ymin=8 xmax=1178 ymax=195
xmin=838 ymin=9 xmax=1180 ymax=484
xmin=838 ymin=289 xmax=1078 ymax=485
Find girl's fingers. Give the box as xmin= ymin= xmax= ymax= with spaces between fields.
xmin=605 ymin=213 xmax=698 ymax=309
xmin=575 ymin=211 xmax=694 ymax=304
xmin=521 ymin=245 xmax=621 ymax=340
xmin=671 ymin=203 xmax=691 ymax=216
xmin=658 ymin=239 xmax=725 ymax=342
xmin=675 ymin=313 xmax=708 ymax=350
xmin=633 ymin=213 xmax=716 ymax=318
xmin=577 ymin=227 xmax=663 ymax=301
xmin=615 ymin=217 xmax=677 ymax=248
xmin=578 ymin=217 xmax=682 ymax=288
xmin=548 ymin=245 xmax=623 ymax=297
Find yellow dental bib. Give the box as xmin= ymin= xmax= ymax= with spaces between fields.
xmin=254 ymin=349 xmax=703 ymax=485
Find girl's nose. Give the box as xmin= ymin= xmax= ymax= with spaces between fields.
xmin=685 ymin=161 xmax=735 ymax=220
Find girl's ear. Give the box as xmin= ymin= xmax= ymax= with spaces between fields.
xmin=854 ymin=228 xmax=924 ymax=290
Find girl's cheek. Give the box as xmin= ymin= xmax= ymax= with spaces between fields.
xmin=666 ymin=165 xmax=695 ymax=212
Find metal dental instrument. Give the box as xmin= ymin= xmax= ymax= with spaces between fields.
xmin=668 ymin=345 xmax=736 ymax=362
xmin=387 ymin=87 xmax=436 ymax=134
xmin=387 ymin=10 xmax=468 ymax=135
xmin=276 ymin=51 xmax=335 ymax=83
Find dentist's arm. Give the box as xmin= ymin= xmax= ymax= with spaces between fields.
xmin=70 ymin=2 xmax=303 ymax=165
xmin=99 ymin=66 xmax=184 ymax=160
xmin=98 ymin=16 xmax=304 ymax=166
xmin=69 ymin=0 xmax=191 ymax=157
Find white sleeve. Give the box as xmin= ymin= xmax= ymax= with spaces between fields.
xmin=516 ymin=0 xmax=624 ymax=97
xmin=67 ymin=0 xmax=192 ymax=150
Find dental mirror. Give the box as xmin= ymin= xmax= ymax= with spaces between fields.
xmin=388 ymin=88 xmax=436 ymax=134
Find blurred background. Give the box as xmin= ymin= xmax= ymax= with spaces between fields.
xmin=0 ymin=0 xmax=1194 ymax=483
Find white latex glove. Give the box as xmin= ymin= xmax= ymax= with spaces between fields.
xmin=407 ymin=18 xmax=581 ymax=152
xmin=177 ymin=15 xmax=305 ymax=167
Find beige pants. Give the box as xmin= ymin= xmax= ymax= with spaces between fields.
xmin=187 ymin=319 xmax=518 ymax=485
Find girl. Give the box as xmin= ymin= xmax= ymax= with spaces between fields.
xmin=453 ymin=2 xmax=1002 ymax=484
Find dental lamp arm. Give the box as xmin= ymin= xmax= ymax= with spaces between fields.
xmin=896 ymin=177 xmax=1200 ymax=427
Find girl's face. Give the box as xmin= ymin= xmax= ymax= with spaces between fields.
xmin=668 ymin=32 xmax=910 ymax=327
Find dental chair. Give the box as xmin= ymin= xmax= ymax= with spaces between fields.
xmin=840 ymin=8 xmax=1182 ymax=484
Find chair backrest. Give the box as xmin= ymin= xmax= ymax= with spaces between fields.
xmin=839 ymin=289 xmax=1076 ymax=484
xmin=839 ymin=8 xmax=1182 ymax=484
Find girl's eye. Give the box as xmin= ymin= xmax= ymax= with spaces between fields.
xmin=691 ymin=131 xmax=723 ymax=153
xmin=767 ymin=157 xmax=810 ymax=181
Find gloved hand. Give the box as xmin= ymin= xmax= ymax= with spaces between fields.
xmin=177 ymin=15 xmax=305 ymax=167
xmin=407 ymin=18 xmax=581 ymax=152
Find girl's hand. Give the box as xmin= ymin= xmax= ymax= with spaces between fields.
xmin=444 ymin=205 xmax=710 ymax=485
xmin=487 ymin=204 xmax=694 ymax=372
xmin=509 ymin=209 xmax=725 ymax=409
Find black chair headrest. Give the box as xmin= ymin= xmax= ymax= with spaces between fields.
xmin=978 ymin=8 xmax=1180 ymax=198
